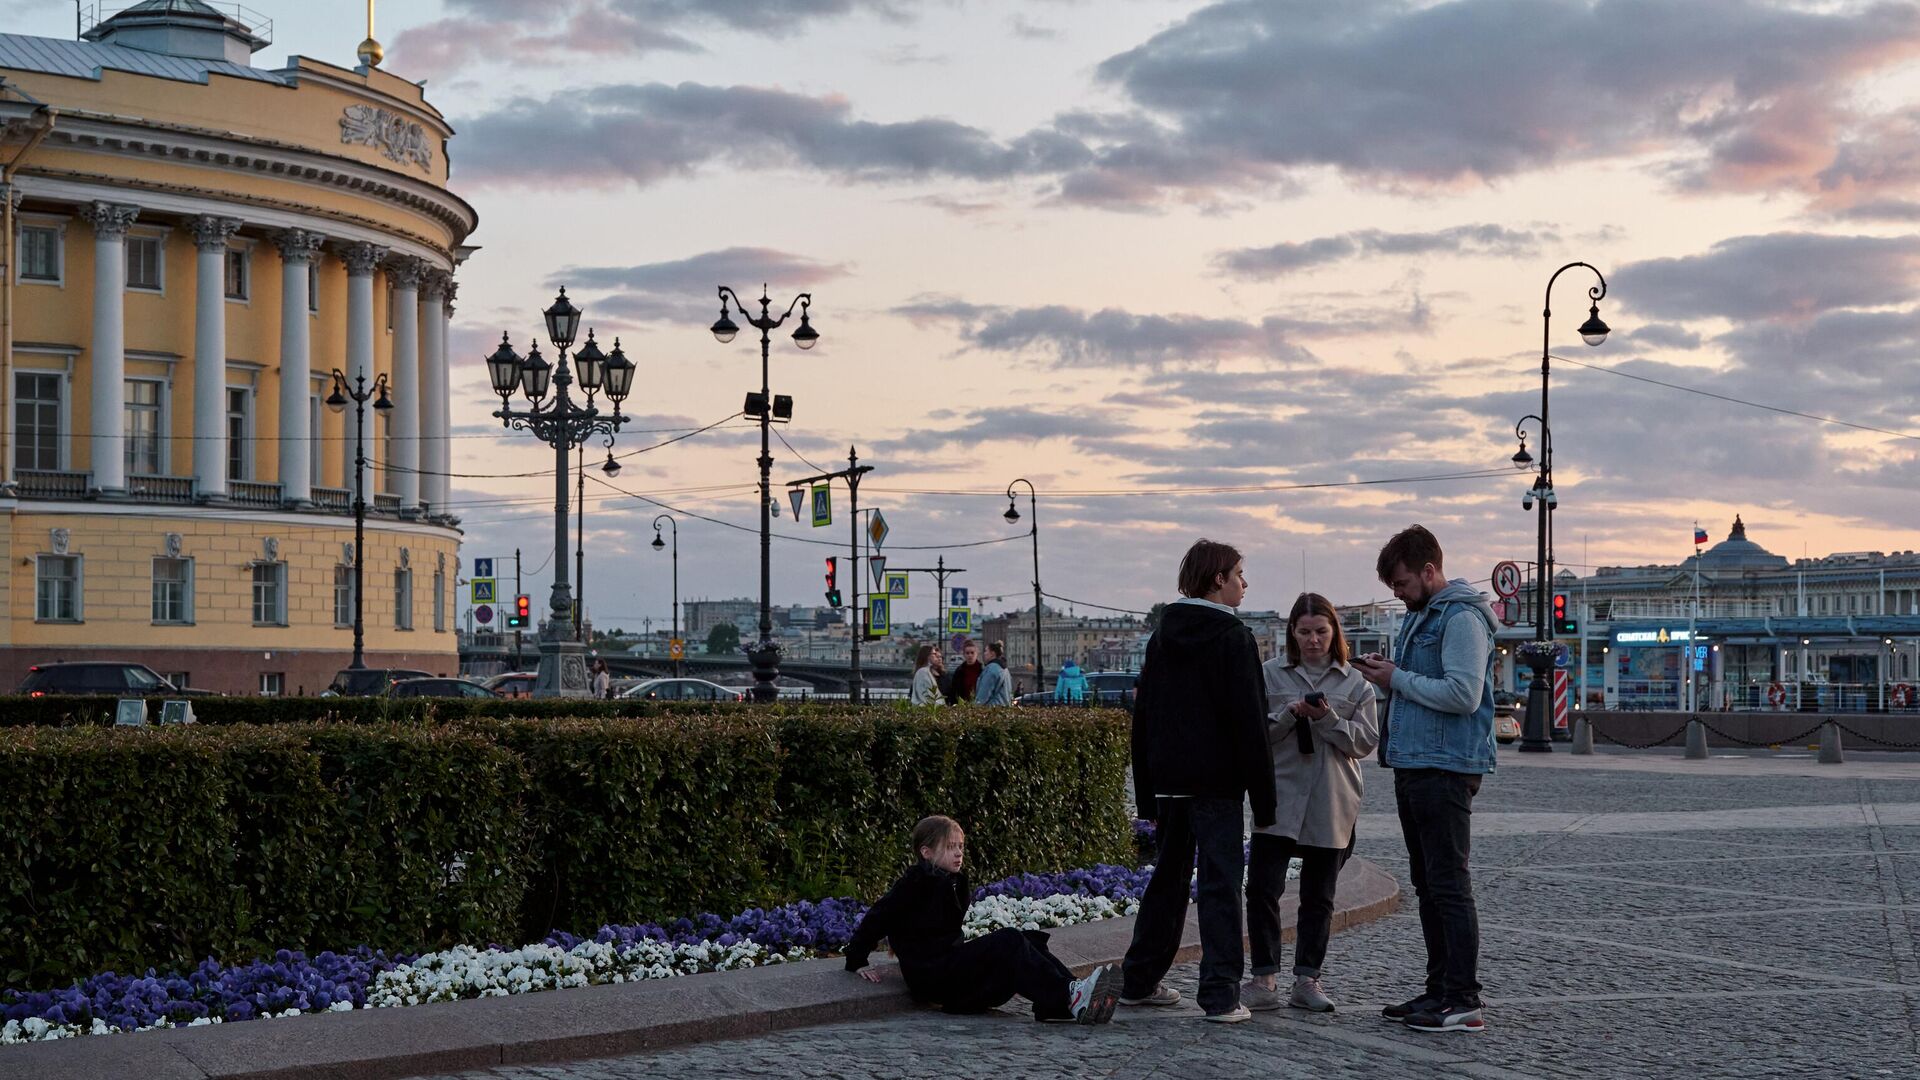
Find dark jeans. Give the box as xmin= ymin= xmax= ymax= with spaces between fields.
xmin=1246 ymin=833 xmax=1350 ymax=979
xmin=906 ymin=928 xmax=1074 ymax=1018
xmin=1120 ymin=796 xmax=1246 ymax=1014
xmin=1393 ymin=768 xmax=1483 ymax=1007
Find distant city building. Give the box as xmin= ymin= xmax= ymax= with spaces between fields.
xmin=682 ymin=598 xmax=757 ymax=637
xmin=980 ymin=605 xmax=1147 ymax=690
xmin=0 ymin=5 xmax=475 ymax=693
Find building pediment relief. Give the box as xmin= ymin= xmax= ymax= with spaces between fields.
xmin=340 ymin=104 xmax=432 ymax=173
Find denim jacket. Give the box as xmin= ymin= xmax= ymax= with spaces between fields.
xmin=1379 ymin=580 xmax=1497 ymax=774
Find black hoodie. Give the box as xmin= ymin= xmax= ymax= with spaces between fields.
xmin=1130 ymin=601 xmax=1277 ymax=828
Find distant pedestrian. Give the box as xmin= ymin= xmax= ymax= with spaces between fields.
xmin=1245 ymin=591 xmax=1378 ymax=1015
xmin=1053 ymin=659 xmax=1088 ymax=704
xmin=844 ymin=814 xmax=1119 ymax=1025
xmin=946 ymin=640 xmax=984 ymax=705
xmin=1119 ymin=539 xmax=1275 ymax=1023
xmin=590 ymin=658 xmax=611 ymax=700
xmin=910 ymin=644 xmax=946 ymax=706
xmin=1356 ymin=525 xmax=1496 ymax=1035
xmin=974 ymin=641 xmax=1013 ymax=706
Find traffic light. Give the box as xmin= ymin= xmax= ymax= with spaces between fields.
xmin=824 ymin=558 xmax=842 ymax=608
xmin=506 ymin=594 xmax=531 ymax=628
xmin=1552 ymin=592 xmax=1576 ymax=635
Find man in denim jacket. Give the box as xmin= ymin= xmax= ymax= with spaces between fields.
xmin=1353 ymin=525 xmax=1496 ymax=1035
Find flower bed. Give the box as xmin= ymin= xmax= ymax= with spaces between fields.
xmin=3 ymin=840 xmax=1302 ymax=1045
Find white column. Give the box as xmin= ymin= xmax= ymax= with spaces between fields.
xmin=418 ymin=270 xmax=448 ymax=514
xmin=80 ymin=201 xmax=138 ymax=495
xmin=274 ymin=229 xmax=324 ymax=505
xmin=191 ymin=215 xmax=241 ymax=501
xmin=338 ymin=241 xmax=387 ymax=488
xmin=387 ymin=256 xmax=422 ymax=510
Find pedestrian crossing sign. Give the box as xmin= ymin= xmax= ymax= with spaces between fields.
xmin=471 ymin=578 xmax=496 ymax=604
xmin=884 ymin=571 xmax=909 ymax=599
xmin=868 ymin=595 xmax=890 ymax=637
xmin=949 ymin=607 xmax=972 ymax=633
xmin=811 ymin=484 xmax=832 ymax=527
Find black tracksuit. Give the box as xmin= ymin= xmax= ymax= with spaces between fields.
xmin=845 ymin=861 xmax=1075 ymax=1019
xmin=1121 ymin=600 xmax=1276 ymax=1014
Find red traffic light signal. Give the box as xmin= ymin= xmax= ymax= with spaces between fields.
xmin=506 ymin=593 xmax=531 ymax=628
xmin=824 ymin=558 xmax=842 ymax=608
xmin=1552 ymin=592 xmax=1575 ymax=635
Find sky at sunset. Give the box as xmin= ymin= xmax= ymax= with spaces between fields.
xmin=17 ymin=0 xmax=1920 ymax=631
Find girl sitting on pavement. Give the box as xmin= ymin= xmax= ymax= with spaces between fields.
xmin=844 ymin=814 xmax=1119 ymax=1024
xmin=1245 ymin=591 xmax=1380 ymax=1014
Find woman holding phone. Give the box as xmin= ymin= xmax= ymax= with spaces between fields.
xmin=1245 ymin=592 xmax=1380 ymax=1013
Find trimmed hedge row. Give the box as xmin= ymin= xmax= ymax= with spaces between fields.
xmin=0 ymin=694 xmax=678 ymax=727
xmin=0 ymin=709 xmax=1131 ymax=990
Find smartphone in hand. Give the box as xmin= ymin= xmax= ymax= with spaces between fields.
xmin=1304 ymin=690 xmax=1328 ymax=709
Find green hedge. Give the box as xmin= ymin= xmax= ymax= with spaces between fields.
xmin=0 ymin=708 xmax=1131 ymax=989
xmin=0 ymin=694 xmax=681 ymax=727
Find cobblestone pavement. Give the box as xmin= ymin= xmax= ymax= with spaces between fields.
xmin=427 ymin=750 xmax=1920 ymax=1079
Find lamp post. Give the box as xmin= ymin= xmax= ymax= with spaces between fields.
xmin=651 ymin=514 xmax=681 ymax=677
xmin=1002 ymin=478 xmax=1043 ymax=694
xmin=325 ymin=368 xmax=391 ymax=670
xmin=711 ymin=284 xmax=818 ymax=703
xmin=1512 ymin=262 xmax=1610 ymax=752
xmin=484 ymin=288 xmax=636 ymax=697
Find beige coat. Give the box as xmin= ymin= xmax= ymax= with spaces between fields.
xmin=1256 ymin=657 xmax=1380 ymax=848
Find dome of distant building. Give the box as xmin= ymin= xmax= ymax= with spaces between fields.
xmin=1694 ymin=516 xmax=1788 ymax=572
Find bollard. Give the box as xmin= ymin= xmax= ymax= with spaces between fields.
xmin=1684 ymin=718 xmax=1709 ymax=759
xmin=1818 ymin=721 xmax=1845 ymax=764
xmin=1572 ymin=716 xmax=1594 ymax=755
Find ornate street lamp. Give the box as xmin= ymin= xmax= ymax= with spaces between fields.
xmin=1002 ymin=478 xmax=1043 ymax=694
xmin=652 ymin=513 xmax=681 ymax=677
xmin=326 ymin=368 xmax=392 ymax=670
xmin=1514 ymin=262 xmax=1610 ymax=752
xmin=711 ymin=284 xmax=819 ymax=703
xmin=484 ymin=287 xmax=633 ymax=696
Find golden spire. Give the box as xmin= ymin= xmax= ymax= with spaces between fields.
xmin=356 ymin=0 xmax=383 ymax=68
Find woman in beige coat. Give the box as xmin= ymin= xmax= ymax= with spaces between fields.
xmin=1243 ymin=592 xmax=1379 ymax=1014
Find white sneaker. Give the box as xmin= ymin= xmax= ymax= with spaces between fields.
xmin=1203 ymin=1004 xmax=1252 ymax=1023
xmin=1067 ymin=965 xmax=1118 ymax=1024
xmin=1289 ymin=975 xmax=1335 ymax=1013
xmin=1119 ymin=984 xmax=1182 ymax=1007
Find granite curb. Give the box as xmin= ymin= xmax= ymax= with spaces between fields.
xmin=0 ymin=858 xmax=1399 ymax=1080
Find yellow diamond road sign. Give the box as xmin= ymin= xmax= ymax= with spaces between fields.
xmin=669 ymin=638 xmax=685 ymax=660
xmin=868 ymin=509 xmax=889 ymax=550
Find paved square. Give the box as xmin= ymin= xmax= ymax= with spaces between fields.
xmin=425 ymin=749 xmax=1920 ymax=1079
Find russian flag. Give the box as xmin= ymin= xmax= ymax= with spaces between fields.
xmin=1693 ymin=525 xmax=1709 ymax=545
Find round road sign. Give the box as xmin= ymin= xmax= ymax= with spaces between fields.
xmin=1492 ymin=560 xmax=1522 ymax=599
xmin=475 ymin=604 xmax=494 ymax=624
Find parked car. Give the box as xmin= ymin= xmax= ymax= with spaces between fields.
xmin=618 ymin=678 xmax=745 ymax=702
xmin=323 ymin=668 xmax=432 ymax=697
xmin=386 ymin=677 xmax=499 ymax=699
xmin=483 ymin=671 xmax=537 ymax=699
xmin=1494 ymin=690 xmax=1523 ymax=744
xmin=16 ymin=661 xmax=205 ymax=697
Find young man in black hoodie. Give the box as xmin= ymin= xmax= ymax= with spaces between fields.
xmin=1118 ymin=539 xmax=1276 ymax=1023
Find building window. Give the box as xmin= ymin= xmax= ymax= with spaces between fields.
xmin=307 ymin=262 xmax=319 ymax=313
xmin=126 ymin=236 xmax=163 ymax=291
xmin=227 ymin=387 xmax=251 ymax=480
xmin=15 ymin=371 xmax=61 ymax=471
xmin=433 ymin=568 xmax=446 ymax=631
xmin=152 ymin=556 xmax=193 ymax=624
xmin=125 ymin=379 xmax=164 ymax=476
xmin=36 ymin=554 xmax=81 ymax=622
xmin=252 ymin=561 xmax=286 ymax=625
xmin=394 ymin=567 xmax=413 ymax=629
xmin=224 ymin=247 xmax=249 ymax=299
xmin=18 ymin=225 xmax=60 ymax=282
xmin=164 ymin=671 xmax=191 ymax=689
xmin=310 ymin=394 xmax=324 ymax=487
xmin=259 ymin=672 xmax=285 ymax=697
xmin=334 ymin=564 xmax=354 ymax=627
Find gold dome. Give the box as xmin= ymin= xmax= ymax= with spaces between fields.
xmin=357 ymin=36 xmax=384 ymax=68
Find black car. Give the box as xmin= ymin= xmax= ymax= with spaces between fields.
xmin=386 ymin=677 xmax=499 ymax=699
xmin=17 ymin=661 xmax=185 ymax=696
xmin=324 ymin=668 xmax=432 ymax=697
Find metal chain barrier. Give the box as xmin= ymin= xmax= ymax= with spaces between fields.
xmin=1832 ymin=721 xmax=1920 ymax=751
xmin=1588 ymin=722 xmax=1690 ymax=750
xmin=1695 ymin=718 xmax=1829 ymax=748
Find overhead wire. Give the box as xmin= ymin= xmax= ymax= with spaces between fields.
xmin=1551 ymin=353 xmax=1920 ymax=443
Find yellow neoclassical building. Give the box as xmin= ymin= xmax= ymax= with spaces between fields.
xmin=0 ymin=1 xmax=476 ymax=694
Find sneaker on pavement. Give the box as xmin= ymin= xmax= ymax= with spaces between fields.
xmin=1119 ymin=984 xmax=1182 ymax=1007
xmin=1289 ymin=976 xmax=1335 ymax=1013
xmin=1066 ymin=965 xmax=1119 ymax=1025
xmin=1202 ymin=1004 xmax=1253 ymax=1023
xmin=1403 ymin=1002 xmax=1485 ymax=1034
xmin=1380 ymin=993 xmax=1440 ymax=1021
xmin=1241 ymin=979 xmax=1284 ymax=1011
